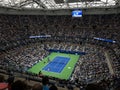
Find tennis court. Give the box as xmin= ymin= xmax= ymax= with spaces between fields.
xmin=42 ymin=56 xmax=70 ymax=73
xmin=28 ymin=52 xmax=80 ymax=80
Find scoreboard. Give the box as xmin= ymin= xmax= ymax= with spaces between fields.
xmin=72 ymin=10 xmax=82 ymax=17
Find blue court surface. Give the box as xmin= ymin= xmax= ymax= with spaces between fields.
xmin=42 ymin=56 xmax=70 ymax=73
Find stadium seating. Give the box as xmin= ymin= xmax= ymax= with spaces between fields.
xmin=0 ymin=14 xmax=120 ymax=90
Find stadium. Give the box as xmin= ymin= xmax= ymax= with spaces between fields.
xmin=0 ymin=0 xmax=120 ymax=90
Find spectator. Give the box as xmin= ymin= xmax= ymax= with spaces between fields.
xmin=32 ymin=83 xmax=43 ymax=90
xmin=85 ymin=84 xmax=104 ymax=90
xmin=0 ymin=75 xmax=5 ymax=82
xmin=7 ymin=76 xmax=14 ymax=90
xmin=0 ymin=75 xmax=8 ymax=90
xmin=11 ymin=80 xmax=27 ymax=90
xmin=49 ymin=84 xmax=58 ymax=90
xmin=42 ymin=76 xmax=49 ymax=90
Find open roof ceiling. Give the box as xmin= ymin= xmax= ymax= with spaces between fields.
xmin=0 ymin=0 xmax=117 ymax=10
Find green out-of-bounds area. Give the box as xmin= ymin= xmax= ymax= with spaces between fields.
xmin=28 ymin=52 xmax=80 ymax=80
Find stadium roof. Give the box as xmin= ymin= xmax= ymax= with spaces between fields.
xmin=0 ymin=0 xmax=117 ymax=10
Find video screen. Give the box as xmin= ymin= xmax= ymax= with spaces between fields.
xmin=72 ymin=10 xmax=82 ymax=17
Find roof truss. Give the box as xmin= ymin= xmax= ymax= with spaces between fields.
xmin=0 ymin=0 xmax=117 ymax=10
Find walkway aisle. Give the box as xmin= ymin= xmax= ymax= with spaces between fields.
xmin=104 ymin=51 xmax=115 ymax=75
